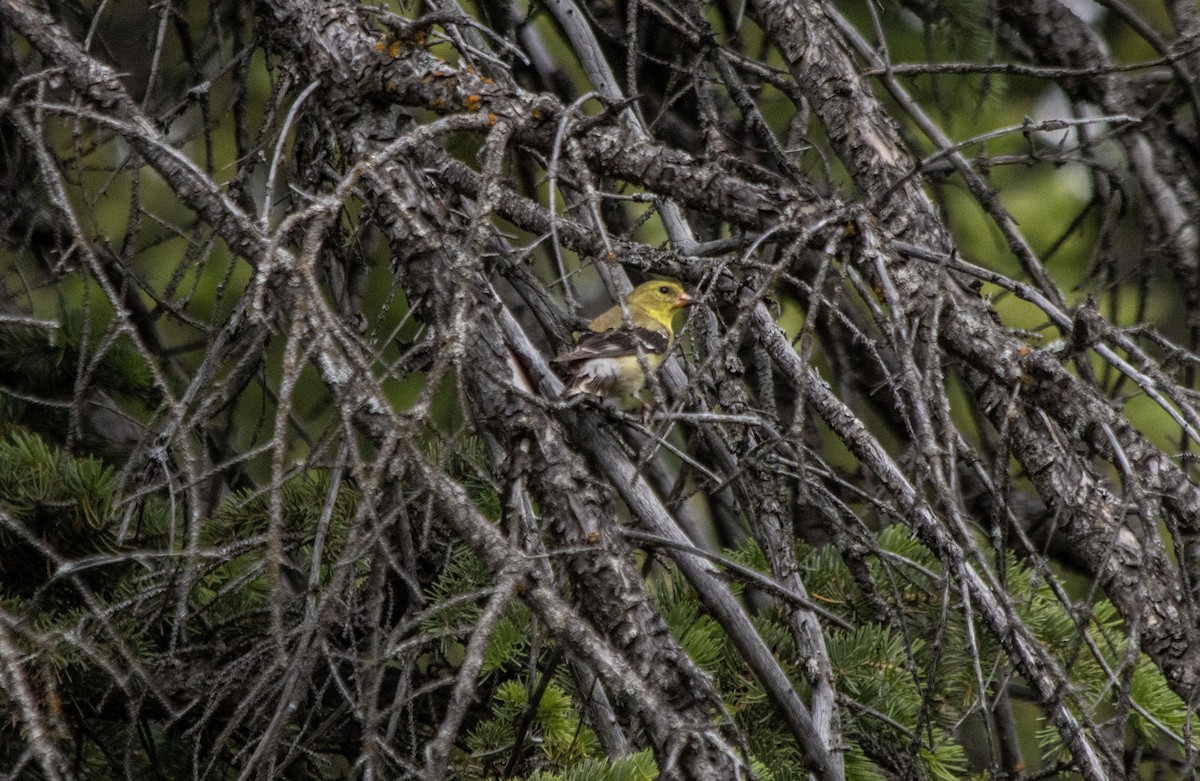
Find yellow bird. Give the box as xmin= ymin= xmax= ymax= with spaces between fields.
xmin=554 ymin=280 xmax=694 ymax=398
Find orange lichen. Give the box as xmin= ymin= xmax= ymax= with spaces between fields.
xmin=488 ymin=112 xmax=497 ymax=126
xmin=465 ymin=94 xmax=481 ymax=111
xmin=388 ymin=41 xmax=402 ymax=58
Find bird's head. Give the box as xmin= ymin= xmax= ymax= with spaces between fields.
xmin=629 ymin=280 xmax=694 ymax=314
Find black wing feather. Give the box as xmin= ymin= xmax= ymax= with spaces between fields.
xmin=553 ymin=326 xmax=669 ymax=365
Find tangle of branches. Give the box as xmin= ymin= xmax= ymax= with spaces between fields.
xmin=1 ymin=0 xmax=1199 ymax=778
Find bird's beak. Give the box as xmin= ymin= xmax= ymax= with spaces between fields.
xmin=675 ymin=291 xmax=695 ymax=308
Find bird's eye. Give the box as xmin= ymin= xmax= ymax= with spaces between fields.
xmin=658 ymin=286 xmax=670 ymax=295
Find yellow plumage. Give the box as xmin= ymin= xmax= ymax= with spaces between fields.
xmin=554 ymin=280 xmax=694 ymax=398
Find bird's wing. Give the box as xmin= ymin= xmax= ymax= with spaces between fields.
xmin=552 ymin=326 xmax=670 ymax=365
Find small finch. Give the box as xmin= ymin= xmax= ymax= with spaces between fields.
xmin=554 ymin=280 xmax=694 ymax=399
